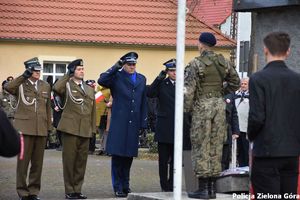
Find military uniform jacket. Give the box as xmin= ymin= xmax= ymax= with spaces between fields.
xmin=247 ymin=60 xmax=300 ymax=157
xmin=98 ymin=64 xmax=147 ymax=157
xmin=5 ymin=75 xmax=52 ymax=136
xmin=184 ymin=50 xmax=240 ymax=112
xmin=53 ymin=74 xmax=96 ymax=138
xmin=147 ymin=77 xmax=175 ymax=144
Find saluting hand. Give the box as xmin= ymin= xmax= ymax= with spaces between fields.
xmin=67 ymin=67 xmax=75 ymax=77
xmin=22 ymin=67 xmax=33 ymax=79
xmin=157 ymin=70 xmax=167 ymax=80
xmin=113 ymin=59 xmax=124 ymax=70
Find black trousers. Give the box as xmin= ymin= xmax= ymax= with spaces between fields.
xmin=111 ymin=155 xmax=133 ymax=193
xmin=158 ymin=142 xmax=174 ymax=191
xmin=221 ymin=144 xmax=230 ymax=171
xmin=88 ymin=133 xmax=96 ymax=152
xmin=237 ymin=132 xmax=249 ymax=167
xmin=251 ymin=156 xmax=299 ymax=200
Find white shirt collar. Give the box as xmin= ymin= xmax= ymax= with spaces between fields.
xmin=28 ymin=79 xmax=38 ymax=90
xmin=169 ymin=78 xmax=175 ymax=84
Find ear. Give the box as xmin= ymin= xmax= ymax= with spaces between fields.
xmin=286 ymin=48 xmax=291 ymax=57
xmin=263 ymin=46 xmax=268 ymax=55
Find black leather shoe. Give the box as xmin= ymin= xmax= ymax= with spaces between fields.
xmin=65 ymin=193 xmax=78 ymax=199
xmin=115 ymin=191 xmax=127 ymax=198
xmin=75 ymin=193 xmax=87 ymax=199
xmin=28 ymin=195 xmax=40 ymax=200
xmin=19 ymin=197 xmax=29 ymax=200
xmin=123 ymin=188 xmax=131 ymax=194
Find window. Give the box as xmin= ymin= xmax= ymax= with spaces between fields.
xmin=38 ymin=56 xmax=76 ymax=84
xmin=42 ymin=62 xmax=69 ymax=84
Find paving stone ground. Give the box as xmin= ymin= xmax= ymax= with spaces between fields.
xmin=0 ymin=149 xmax=162 ymax=200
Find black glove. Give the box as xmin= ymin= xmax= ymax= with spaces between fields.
xmin=113 ymin=60 xmax=123 ymax=70
xmin=157 ymin=70 xmax=167 ymax=80
xmin=22 ymin=67 xmax=33 ymax=79
xmin=118 ymin=59 xmax=124 ymax=66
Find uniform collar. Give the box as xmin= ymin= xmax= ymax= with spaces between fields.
xmin=169 ymin=78 xmax=175 ymax=85
xmin=28 ymin=79 xmax=38 ymax=90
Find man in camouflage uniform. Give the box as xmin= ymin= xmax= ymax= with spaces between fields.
xmin=184 ymin=32 xmax=240 ymax=199
xmin=0 ymin=77 xmax=15 ymax=121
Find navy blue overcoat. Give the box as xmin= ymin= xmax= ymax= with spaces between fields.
xmin=98 ymin=64 xmax=147 ymax=157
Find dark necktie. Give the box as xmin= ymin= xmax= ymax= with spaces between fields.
xmin=78 ymin=84 xmax=85 ymax=93
xmin=238 ymin=91 xmax=245 ymax=105
xmin=32 ymin=83 xmax=37 ymax=91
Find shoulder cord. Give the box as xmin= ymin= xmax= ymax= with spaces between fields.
xmin=10 ymin=82 xmax=84 ymax=111
xmin=57 ymin=82 xmax=83 ymax=110
xmin=9 ymin=84 xmax=37 ymax=112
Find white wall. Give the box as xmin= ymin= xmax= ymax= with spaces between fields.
xmin=220 ymin=13 xmax=251 ymax=78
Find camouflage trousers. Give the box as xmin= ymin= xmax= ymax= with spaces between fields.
xmin=190 ymin=97 xmax=226 ymax=178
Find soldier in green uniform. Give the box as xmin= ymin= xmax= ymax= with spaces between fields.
xmin=5 ymin=58 xmax=52 ymax=200
xmin=53 ymin=59 xmax=96 ymax=200
xmin=184 ymin=32 xmax=240 ymax=199
xmin=0 ymin=77 xmax=16 ymax=121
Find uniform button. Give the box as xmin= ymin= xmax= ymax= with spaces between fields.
xmin=133 ymin=90 xmax=135 ymax=92
xmin=131 ymin=110 xmax=133 ymax=113
xmin=132 ymin=100 xmax=134 ymax=103
xmin=129 ymin=120 xmax=132 ymax=123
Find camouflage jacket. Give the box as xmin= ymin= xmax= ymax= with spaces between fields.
xmin=184 ymin=50 xmax=240 ymax=112
xmin=0 ymin=91 xmax=16 ymax=118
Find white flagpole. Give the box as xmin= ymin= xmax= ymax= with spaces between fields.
xmin=174 ymin=0 xmax=186 ymax=199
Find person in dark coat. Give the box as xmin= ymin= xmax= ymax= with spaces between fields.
xmin=248 ymin=32 xmax=300 ymax=198
xmin=85 ymin=79 xmax=97 ymax=154
xmin=52 ymin=79 xmax=63 ymax=150
xmin=98 ymin=52 xmax=147 ymax=198
xmin=222 ymin=93 xmax=239 ymax=170
xmin=0 ymin=108 xmax=20 ymax=157
xmin=147 ymin=58 xmax=176 ymax=192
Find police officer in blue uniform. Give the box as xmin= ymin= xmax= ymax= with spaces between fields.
xmin=98 ymin=52 xmax=147 ymax=198
xmin=147 ymin=59 xmax=176 ymax=192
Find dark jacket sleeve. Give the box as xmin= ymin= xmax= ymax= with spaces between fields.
xmin=231 ymin=94 xmax=240 ymax=134
xmin=247 ymin=75 xmax=266 ymax=141
xmin=98 ymin=64 xmax=120 ymax=88
xmin=0 ymin=108 xmax=20 ymax=157
xmin=147 ymin=77 xmax=163 ymax=98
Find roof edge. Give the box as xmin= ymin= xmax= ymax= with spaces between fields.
xmin=0 ymin=38 xmax=235 ymax=49
xmin=171 ymin=0 xmax=237 ymax=46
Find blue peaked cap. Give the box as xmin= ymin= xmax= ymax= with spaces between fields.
xmin=163 ymin=58 xmax=176 ymax=70
xmin=120 ymin=52 xmax=138 ymax=64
